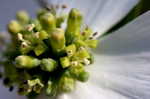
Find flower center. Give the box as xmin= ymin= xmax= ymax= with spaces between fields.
xmin=1 ymin=5 xmax=98 ymax=98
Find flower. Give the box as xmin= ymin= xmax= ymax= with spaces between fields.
xmin=1 ymin=0 xmax=150 ymax=99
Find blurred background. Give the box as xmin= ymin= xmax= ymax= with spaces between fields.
xmin=0 ymin=0 xmax=38 ymax=31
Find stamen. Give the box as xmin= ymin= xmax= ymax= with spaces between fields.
xmin=26 ymin=24 xmax=35 ymax=31
xmin=17 ymin=33 xmax=23 ymax=41
xmin=83 ymin=58 xmax=90 ymax=65
xmin=89 ymin=37 xmax=93 ymax=40
xmin=21 ymin=42 xmax=28 ymax=48
xmin=62 ymin=4 xmax=67 ymax=9
xmin=79 ymin=47 xmax=85 ymax=51
xmin=71 ymin=61 xmax=78 ymax=66
xmin=81 ymin=32 xmax=86 ymax=36
xmin=67 ymin=50 xmax=73 ymax=56
xmin=35 ymin=32 xmax=40 ymax=38
xmin=92 ymin=32 xmax=98 ymax=36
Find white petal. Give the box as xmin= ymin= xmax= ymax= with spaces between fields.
xmin=57 ymin=81 xmax=128 ymax=99
xmin=91 ymin=11 xmax=150 ymax=99
xmin=95 ymin=11 xmax=150 ymax=55
xmin=58 ymin=11 xmax=150 ymax=99
xmin=88 ymin=54 xmax=150 ymax=99
xmin=48 ymin=0 xmax=139 ymax=36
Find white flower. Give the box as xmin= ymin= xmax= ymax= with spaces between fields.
xmin=1 ymin=0 xmax=150 ymax=99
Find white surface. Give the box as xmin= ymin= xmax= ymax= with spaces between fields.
xmin=48 ymin=0 xmax=139 ymax=36
xmin=59 ymin=11 xmax=150 ymax=99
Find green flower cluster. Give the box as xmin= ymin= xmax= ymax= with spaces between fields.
xmin=2 ymin=7 xmax=98 ymax=98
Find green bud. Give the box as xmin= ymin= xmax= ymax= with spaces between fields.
xmin=78 ymin=71 xmax=89 ymax=82
xmin=65 ymin=44 xmax=76 ymax=56
xmin=39 ymin=30 xmax=49 ymax=40
xmin=74 ymin=49 xmax=90 ymax=60
xmin=81 ymin=27 xmax=93 ymax=40
xmin=32 ymin=19 xmax=42 ymax=31
xmin=37 ymin=9 xmax=48 ymax=19
xmin=34 ymin=42 xmax=47 ymax=56
xmin=15 ymin=55 xmax=41 ymax=69
xmin=85 ymin=40 xmax=98 ymax=48
xmin=56 ymin=14 xmax=66 ymax=27
xmin=28 ymin=78 xmax=44 ymax=93
xmin=50 ymin=28 xmax=66 ymax=53
xmin=59 ymin=76 xmax=75 ymax=92
xmin=65 ymin=8 xmax=83 ymax=44
xmin=20 ymin=42 xmax=33 ymax=54
xmin=69 ymin=64 xmax=89 ymax=82
xmin=39 ymin=13 xmax=56 ymax=32
xmin=69 ymin=64 xmax=84 ymax=78
xmin=46 ymin=80 xmax=52 ymax=95
xmin=41 ymin=58 xmax=57 ymax=72
xmin=16 ymin=10 xmax=29 ymax=24
xmin=7 ymin=20 xmax=22 ymax=34
xmin=60 ymin=57 xmax=70 ymax=68
xmin=74 ymin=39 xmax=86 ymax=47
xmin=23 ymin=34 xmax=38 ymax=45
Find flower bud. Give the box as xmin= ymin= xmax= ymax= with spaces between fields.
xmin=16 ymin=10 xmax=29 ymax=24
xmin=39 ymin=30 xmax=49 ymax=40
xmin=40 ymin=58 xmax=57 ymax=72
xmin=20 ymin=41 xmax=33 ymax=54
xmin=34 ymin=42 xmax=47 ymax=56
xmin=65 ymin=8 xmax=83 ymax=44
xmin=60 ymin=57 xmax=70 ymax=68
xmin=74 ymin=49 xmax=90 ymax=60
xmin=69 ymin=64 xmax=84 ymax=78
xmin=46 ymin=80 xmax=52 ymax=95
xmin=85 ymin=40 xmax=98 ymax=48
xmin=65 ymin=44 xmax=76 ymax=57
xmin=50 ymin=28 xmax=66 ymax=53
xmin=37 ymin=9 xmax=48 ymax=19
xmin=74 ymin=39 xmax=86 ymax=47
xmin=59 ymin=76 xmax=75 ymax=92
xmin=56 ymin=14 xmax=66 ymax=27
xmin=32 ymin=19 xmax=42 ymax=31
xmin=82 ymin=27 xmax=93 ymax=40
xmin=15 ymin=55 xmax=40 ymax=69
xmin=7 ymin=20 xmax=22 ymax=34
xmin=69 ymin=65 xmax=89 ymax=82
xmin=27 ymin=78 xmax=44 ymax=93
xmin=39 ymin=13 xmax=56 ymax=32
xmin=78 ymin=71 xmax=89 ymax=82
